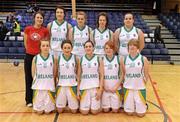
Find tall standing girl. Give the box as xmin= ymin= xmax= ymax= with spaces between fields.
xmin=24 ymin=11 xmax=49 ymax=107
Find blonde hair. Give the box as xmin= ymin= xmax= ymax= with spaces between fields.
xmin=76 ymin=11 xmax=87 ymax=20
xmin=127 ymin=39 xmax=139 ymax=49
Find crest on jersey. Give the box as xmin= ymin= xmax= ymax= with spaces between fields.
xmin=138 ymin=62 xmax=140 ymax=65
xmin=115 ymin=64 xmax=117 ymax=67
xmin=31 ymin=32 xmax=41 ymax=41
xmin=106 ymin=35 xmax=108 ymax=38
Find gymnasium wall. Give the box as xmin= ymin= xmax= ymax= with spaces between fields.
xmin=162 ymin=0 xmax=180 ymax=13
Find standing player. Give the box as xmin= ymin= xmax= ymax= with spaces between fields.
xmin=90 ymin=12 xmax=113 ymax=57
xmin=102 ymin=41 xmax=122 ymax=113
xmin=114 ymin=13 xmax=144 ymax=57
xmin=69 ymin=11 xmax=91 ymax=58
xmin=31 ymin=40 xmax=56 ymax=114
xmin=120 ymin=40 xmax=149 ymax=117
xmin=56 ymin=40 xmax=79 ymax=114
xmin=47 ymin=5 xmax=72 ymax=56
xmin=78 ymin=41 xmax=104 ymax=115
xmin=24 ymin=11 xmax=49 ymax=107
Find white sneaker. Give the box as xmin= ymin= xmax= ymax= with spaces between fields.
xmin=26 ymin=103 xmax=33 ymax=107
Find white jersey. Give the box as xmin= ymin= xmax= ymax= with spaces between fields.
xmin=103 ymin=55 xmax=121 ymax=90
xmin=118 ymin=26 xmax=139 ymax=56
xmin=93 ymin=28 xmax=111 ymax=55
xmin=72 ymin=25 xmax=90 ymax=56
xmin=32 ymin=54 xmax=55 ymax=92
xmin=80 ymin=55 xmax=99 ymax=90
xmin=58 ymin=54 xmax=77 ymax=86
xmin=50 ymin=20 xmax=68 ymax=52
xmin=124 ymin=53 xmax=145 ymax=90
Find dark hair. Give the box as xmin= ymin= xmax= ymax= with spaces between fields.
xmin=124 ymin=12 xmax=134 ymax=20
xmin=96 ymin=12 xmax=109 ymax=29
xmin=61 ymin=40 xmax=73 ymax=49
xmin=55 ymin=5 xmax=66 ymax=17
xmin=33 ymin=11 xmax=44 ymax=25
xmin=84 ymin=40 xmax=94 ymax=48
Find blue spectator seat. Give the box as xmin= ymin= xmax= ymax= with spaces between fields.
xmin=12 ymin=42 xmax=22 ymax=47
xmin=17 ymin=47 xmax=25 ymax=54
xmin=0 ymin=47 xmax=9 ymax=59
xmin=155 ymin=43 xmax=164 ymax=49
xmin=151 ymin=49 xmax=161 ymax=55
xmin=141 ymin=49 xmax=152 ymax=60
xmin=3 ymin=41 xmax=12 ymax=47
xmin=8 ymin=47 xmax=18 ymax=59
xmin=160 ymin=48 xmax=169 ymax=55
xmin=147 ymin=43 xmax=155 ymax=49
xmin=0 ymin=42 xmax=3 ymax=46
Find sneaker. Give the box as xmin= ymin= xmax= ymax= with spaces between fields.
xmin=26 ymin=103 xmax=33 ymax=107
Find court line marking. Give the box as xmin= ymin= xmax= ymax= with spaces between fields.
xmin=0 ymin=90 xmax=25 ymax=95
xmin=149 ymin=74 xmax=172 ymax=122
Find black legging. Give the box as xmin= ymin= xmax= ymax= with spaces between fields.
xmin=24 ymin=53 xmax=35 ymax=104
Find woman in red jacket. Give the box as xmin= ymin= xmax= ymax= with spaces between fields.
xmin=24 ymin=11 xmax=49 ymax=107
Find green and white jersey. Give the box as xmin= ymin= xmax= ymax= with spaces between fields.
xmin=80 ymin=54 xmax=99 ymax=90
xmin=72 ymin=25 xmax=90 ymax=56
xmin=124 ymin=53 xmax=145 ymax=90
xmin=103 ymin=55 xmax=121 ymax=90
xmin=93 ymin=28 xmax=111 ymax=55
xmin=32 ymin=54 xmax=55 ymax=92
xmin=118 ymin=26 xmax=138 ymax=56
xmin=50 ymin=20 xmax=68 ymax=52
xmin=58 ymin=53 xmax=77 ymax=86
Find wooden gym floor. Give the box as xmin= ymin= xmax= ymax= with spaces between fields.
xmin=0 ymin=63 xmax=179 ymax=122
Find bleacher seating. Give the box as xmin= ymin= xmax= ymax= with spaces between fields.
xmin=1 ymin=10 xmax=171 ymax=62
xmin=141 ymin=42 xmax=170 ymax=63
xmin=0 ymin=35 xmax=25 ymax=59
xmin=158 ymin=13 xmax=180 ymax=40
